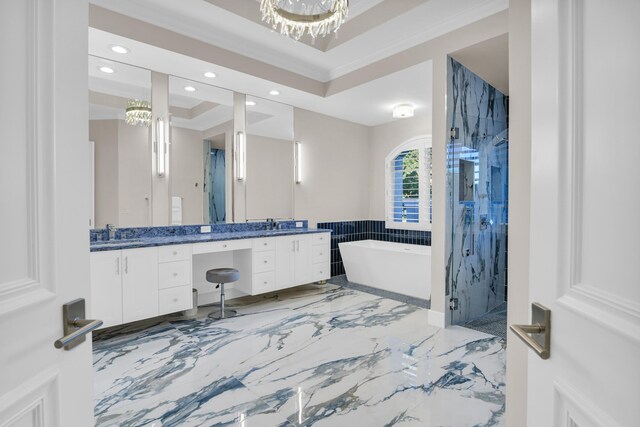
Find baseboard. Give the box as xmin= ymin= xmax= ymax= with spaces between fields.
xmin=427 ymin=309 xmax=446 ymax=328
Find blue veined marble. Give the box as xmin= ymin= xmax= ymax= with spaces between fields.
xmin=446 ymin=58 xmax=509 ymax=325
xmin=90 ymin=225 xmax=327 ymax=252
xmin=93 ymin=283 xmax=505 ymax=426
xmin=208 ymin=148 xmax=226 ymax=223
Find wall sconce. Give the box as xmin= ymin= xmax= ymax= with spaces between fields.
xmin=156 ymin=117 xmax=166 ymax=177
xmin=294 ymin=141 xmax=302 ymax=184
xmin=235 ymin=131 xmax=246 ymax=181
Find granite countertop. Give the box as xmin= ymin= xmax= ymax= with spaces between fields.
xmin=90 ymin=228 xmax=332 ymax=252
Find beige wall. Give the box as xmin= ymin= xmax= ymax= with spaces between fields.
xmin=293 ymin=108 xmax=370 ymax=227
xmin=246 ymin=134 xmax=294 ymax=221
xmin=171 ymin=126 xmax=205 ymax=225
xmin=368 ymin=114 xmax=432 ymax=220
xmin=506 ymin=0 xmax=531 ymax=425
xmin=118 ymin=121 xmax=151 ymax=227
xmin=90 ymin=120 xmax=119 ymax=228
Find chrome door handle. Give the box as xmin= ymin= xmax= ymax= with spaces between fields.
xmin=124 ymin=256 xmax=129 ymax=274
xmin=54 ymin=298 xmax=103 ymax=350
xmin=116 ymin=257 xmax=120 ymax=274
xmin=509 ymin=302 xmax=551 ymax=360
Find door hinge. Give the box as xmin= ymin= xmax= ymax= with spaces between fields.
xmin=449 ymin=297 xmax=459 ymax=311
xmin=450 ymin=127 xmax=459 ymax=140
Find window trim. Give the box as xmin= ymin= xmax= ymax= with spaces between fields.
xmin=384 ymin=135 xmax=432 ymax=231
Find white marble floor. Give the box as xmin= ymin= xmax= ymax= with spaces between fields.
xmin=93 ymin=284 xmax=506 ymax=427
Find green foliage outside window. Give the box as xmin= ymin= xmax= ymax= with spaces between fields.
xmin=402 ymin=149 xmax=419 ymax=198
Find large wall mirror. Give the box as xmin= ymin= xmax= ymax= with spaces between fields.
xmin=168 ymin=76 xmax=234 ymax=225
xmin=89 ymin=56 xmax=152 ymax=228
xmin=88 ymin=55 xmax=295 ymax=229
xmin=245 ymin=95 xmax=294 ymax=221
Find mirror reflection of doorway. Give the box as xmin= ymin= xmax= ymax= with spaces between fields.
xmin=203 ymin=135 xmax=226 ymax=223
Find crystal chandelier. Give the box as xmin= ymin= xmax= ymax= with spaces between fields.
xmin=260 ymin=0 xmax=349 ymax=40
xmin=125 ymin=99 xmax=152 ymax=126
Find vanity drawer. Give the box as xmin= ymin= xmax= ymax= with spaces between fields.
xmin=253 ymin=237 xmax=276 ymax=252
xmin=252 ymin=271 xmax=276 ymax=295
xmin=192 ymin=239 xmax=251 ymax=254
xmin=312 ymin=233 xmax=330 ymax=246
xmin=158 ymin=260 xmax=191 ymax=289
xmin=158 ymin=244 xmax=192 ymax=263
xmin=312 ymin=262 xmax=330 ymax=282
xmin=312 ymin=245 xmax=330 ymax=262
xmin=253 ymin=251 xmax=276 ymax=273
xmin=159 ymin=286 xmax=192 ymax=315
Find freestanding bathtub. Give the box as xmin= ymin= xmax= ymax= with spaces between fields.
xmin=338 ymin=240 xmax=431 ymax=301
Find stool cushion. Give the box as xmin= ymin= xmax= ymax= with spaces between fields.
xmin=206 ymin=268 xmax=240 ymax=284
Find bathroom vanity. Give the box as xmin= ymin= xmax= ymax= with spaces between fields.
xmin=90 ymin=228 xmax=331 ymax=328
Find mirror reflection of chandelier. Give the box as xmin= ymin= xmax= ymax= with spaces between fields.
xmin=125 ymin=99 xmax=152 ymax=127
xmin=260 ymin=0 xmax=349 ymax=40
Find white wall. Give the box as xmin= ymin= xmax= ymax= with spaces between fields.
xmin=506 ymin=0 xmax=531 ymax=424
xmin=171 ymin=126 xmax=204 ymax=225
xmin=293 ymin=108 xmax=370 ymax=227
xmin=368 ymin=114 xmax=432 ymax=220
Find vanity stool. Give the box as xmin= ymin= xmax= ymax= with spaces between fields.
xmin=206 ymin=267 xmax=240 ymax=320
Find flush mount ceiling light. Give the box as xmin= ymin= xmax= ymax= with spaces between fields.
xmin=203 ymin=71 xmax=216 ymax=78
xmin=125 ymin=99 xmax=152 ymax=127
xmin=184 ymin=86 xmax=196 ymax=92
xmin=269 ymin=90 xmax=280 ymax=96
xmin=110 ymin=45 xmax=129 ymax=54
xmin=260 ymin=0 xmax=349 ymax=40
xmin=98 ymin=66 xmax=115 ymax=74
xmin=392 ymin=104 xmax=414 ymax=119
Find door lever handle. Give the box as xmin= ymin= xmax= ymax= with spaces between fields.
xmin=54 ymin=298 xmax=103 ymax=350
xmin=509 ymin=302 xmax=551 ymax=360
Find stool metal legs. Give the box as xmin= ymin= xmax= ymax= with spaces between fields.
xmin=208 ymin=282 xmax=237 ymax=320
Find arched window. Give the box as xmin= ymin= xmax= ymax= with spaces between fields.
xmin=385 ymin=136 xmax=432 ymax=230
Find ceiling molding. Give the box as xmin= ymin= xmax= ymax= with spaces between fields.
xmin=89 ymin=4 xmax=326 ymax=96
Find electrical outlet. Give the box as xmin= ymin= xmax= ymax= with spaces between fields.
xmin=296 ymin=221 xmax=303 ymax=228
xmin=200 ymin=225 xmax=212 ymax=233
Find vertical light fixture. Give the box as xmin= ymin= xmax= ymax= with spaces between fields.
xmin=235 ymin=131 xmax=246 ymax=181
xmin=294 ymin=141 xmax=302 ymax=184
xmin=156 ymin=117 xmax=166 ymax=177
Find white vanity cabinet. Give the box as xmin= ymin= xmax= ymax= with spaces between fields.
xmin=312 ymin=232 xmax=331 ymax=282
xmin=90 ymin=250 xmax=123 ymax=328
xmin=121 ymin=247 xmax=159 ymax=323
xmin=275 ymin=234 xmax=313 ymax=290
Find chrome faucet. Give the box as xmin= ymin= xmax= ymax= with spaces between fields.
xmin=106 ymin=224 xmax=117 ymax=241
xmin=266 ymin=218 xmax=275 ymax=230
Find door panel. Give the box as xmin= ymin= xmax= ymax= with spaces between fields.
xmin=294 ymin=235 xmax=313 ymax=285
xmin=122 ymin=248 xmax=159 ymax=323
xmin=526 ymin=0 xmax=640 ymax=426
xmin=0 ymin=0 xmax=92 ymax=425
xmin=90 ymin=251 xmax=123 ymax=328
xmin=276 ymin=236 xmax=295 ymax=289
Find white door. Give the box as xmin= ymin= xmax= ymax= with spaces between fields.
xmin=524 ymin=0 xmax=640 ymax=426
xmin=276 ymin=236 xmax=296 ymax=289
xmin=0 ymin=0 xmax=93 ymax=426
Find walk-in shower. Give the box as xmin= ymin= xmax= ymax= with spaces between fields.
xmin=445 ymin=57 xmax=509 ymax=337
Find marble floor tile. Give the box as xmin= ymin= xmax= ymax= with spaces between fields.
xmin=94 ymin=285 xmax=505 ymax=426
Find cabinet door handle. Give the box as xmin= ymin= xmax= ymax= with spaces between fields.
xmin=264 ymin=260 xmax=268 ymax=264
xmin=124 ymin=256 xmax=129 ymax=274
xmin=173 ymin=251 xmax=178 ymax=255
xmin=292 ymin=241 xmax=295 ymax=252
xmin=296 ymin=240 xmax=300 ymax=252
xmin=263 ymin=242 xmax=268 ymax=246
xmin=116 ymin=258 xmax=120 ymax=275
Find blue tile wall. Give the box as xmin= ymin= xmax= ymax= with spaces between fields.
xmin=316 ymin=220 xmax=431 ymax=277
xmin=90 ymin=220 xmax=309 ymax=242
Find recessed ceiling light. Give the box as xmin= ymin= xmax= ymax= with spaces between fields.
xmin=246 ymin=101 xmax=256 ymax=106
xmin=203 ymin=71 xmax=217 ymax=78
xmin=110 ymin=45 xmax=129 ymax=54
xmin=184 ymin=86 xmax=196 ymax=92
xmin=99 ymin=66 xmax=115 ymax=74
xmin=269 ymin=90 xmax=280 ymax=96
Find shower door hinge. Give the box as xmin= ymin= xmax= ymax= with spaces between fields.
xmin=449 ymin=297 xmax=459 ymax=311
xmin=450 ymin=127 xmax=459 ymax=140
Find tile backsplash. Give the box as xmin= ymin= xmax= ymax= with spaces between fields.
xmin=316 ymin=220 xmax=431 ymax=277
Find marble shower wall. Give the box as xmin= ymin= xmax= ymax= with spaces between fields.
xmin=446 ymin=58 xmax=509 ymax=325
